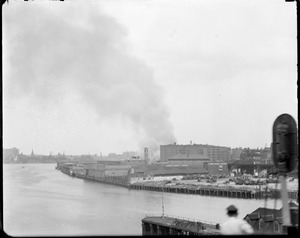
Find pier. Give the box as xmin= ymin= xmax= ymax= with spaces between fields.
xmin=142 ymin=214 xmax=219 ymax=235
xmin=130 ymin=183 xmax=298 ymax=200
xmin=56 ymin=163 xmax=298 ymax=200
xmin=56 ymin=164 xmax=130 ymax=188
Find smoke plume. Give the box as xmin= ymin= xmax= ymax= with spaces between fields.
xmin=3 ymin=2 xmax=176 ymax=159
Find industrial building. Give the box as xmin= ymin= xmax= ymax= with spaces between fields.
xmin=160 ymin=143 xmax=231 ymax=163
xmin=81 ymin=163 xmax=133 ymax=178
xmin=230 ymin=147 xmax=243 ymax=161
xmin=244 ymin=201 xmax=298 ymax=234
xmin=143 ymin=163 xmax=208 ymax=177
xmin=205 ymin=162 xmax=229 ymax=175
xmin=3 ymin=147 xmax=19 ymax=160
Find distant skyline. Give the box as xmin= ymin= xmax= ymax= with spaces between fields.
xmin=3 ymin=0 xmax=297 ymax=156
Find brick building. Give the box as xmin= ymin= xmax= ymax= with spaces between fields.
xmin=160 ymin=143 xmax=231 ymax=163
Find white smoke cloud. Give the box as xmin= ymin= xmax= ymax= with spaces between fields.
xmin=3 ymin=2 xmax=176 ymax=158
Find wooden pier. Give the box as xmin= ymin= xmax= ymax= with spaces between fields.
xmin=142 ymin=214 xmax=219 ymax=235
xmin=130 ymin=183 xmax=298 ymax=200
xmin=57 ymin=164 xmax=130 ymax=188
xmin=56 ymin=163 xmax=298 ymax=200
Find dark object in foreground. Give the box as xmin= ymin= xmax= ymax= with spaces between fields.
xmin=142 ymin=215 xmax=220 ymax=236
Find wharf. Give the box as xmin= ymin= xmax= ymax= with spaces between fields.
xmin=56 ymin=165 xmax=130 ymax=188
xmin=77 ymin=173 xmax=129 ymax=188
xmin=142 ymin=214 xmax=219 ymax=235
xmin=56 ymin=163 xmax=298 ymax=200
xmin=130 ymin=182 xmax=298 ymax=200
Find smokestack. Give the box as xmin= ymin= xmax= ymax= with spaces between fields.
xmin=144 ymin=147 xmax=149 ymax=164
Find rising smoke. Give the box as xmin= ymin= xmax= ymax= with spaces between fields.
xmin=3 ymin=2 xmax=176 ymax=159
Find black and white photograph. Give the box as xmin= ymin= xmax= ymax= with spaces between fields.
xmin=2 ymin=0 xmax=298 ymax=236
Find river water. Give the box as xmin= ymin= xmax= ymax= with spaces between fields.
xmin=3 ymin=163 xmax=284 ymax=236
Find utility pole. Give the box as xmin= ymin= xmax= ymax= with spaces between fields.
xmin=162 ymin=187 xmax=165 ymax=217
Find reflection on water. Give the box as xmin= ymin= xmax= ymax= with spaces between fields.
xmin=3 ymin=163 xmax=283 ymax=236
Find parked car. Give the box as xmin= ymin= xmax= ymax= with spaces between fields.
xmin=267 ymin=178 xmax=277 ymax=183
xmin=207 ymin=178 xmax=217 ymax=183
xmin=235 ymin=180 xmax=244 ymax=185
xmin=244 ymin=180 xmax=255 ymax=185
xmin=256 ymin=179 xmax=266 ymax=185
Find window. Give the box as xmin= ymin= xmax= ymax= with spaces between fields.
xmin=259 ymin=218 xmax=265 ymax=231
xmin=274 ymin=220 xmax=280 ymax=233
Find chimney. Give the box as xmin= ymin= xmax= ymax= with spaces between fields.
xmin=144 ymin=147 xmax=149 ymax=164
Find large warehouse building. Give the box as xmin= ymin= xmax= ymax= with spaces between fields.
xmin=160 ymin=143 xmax=231 ymax=163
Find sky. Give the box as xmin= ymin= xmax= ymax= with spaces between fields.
xmin=2 ymin=0 xmax=297 ymax=157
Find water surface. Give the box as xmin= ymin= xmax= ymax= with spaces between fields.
xmin=3 ymin=163 xmax=283 ymax=236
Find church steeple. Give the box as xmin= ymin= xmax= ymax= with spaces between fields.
xmin=31 ymin=149 xmax=34 ymax=156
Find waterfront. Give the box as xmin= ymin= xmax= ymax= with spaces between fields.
xmin=3 ymin=163 xmax=287 ymax=236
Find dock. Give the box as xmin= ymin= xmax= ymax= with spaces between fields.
xmin=142 ymin=214 xmax=220 ymax=235
xmin=130 ymin=182 xmax=298 ymax=200
xmin=56 ymin=163 xmax=130 ymax=188
xmin=56 ymin=163 xmax=298 ymax=200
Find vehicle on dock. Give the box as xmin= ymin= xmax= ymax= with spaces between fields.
xmin=235 ymin=179 xmax=244 ymax=185
xmin=266 ymin=178 xmax=277 ymax=183
xmin=255 ymin=179 xmax=266 ymax=185
xmin=244 ymin=179 xmax=255 ymax=185
xmin=206 ymin=177 xmax=217 ymax=183
xmin=217 ymin=174 xmax=226 ymax=179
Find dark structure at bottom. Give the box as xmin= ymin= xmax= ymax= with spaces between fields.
xmin=141 ymin=215 xmax=220 ymax=235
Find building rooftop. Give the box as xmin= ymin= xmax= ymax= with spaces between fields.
xmin=244 ymin=201 xmax=299 ymax=224
xmin=142 ymin=215 xmax=219 ymax=235
xmin=162 ymin=143 xmax=230 ymax=148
